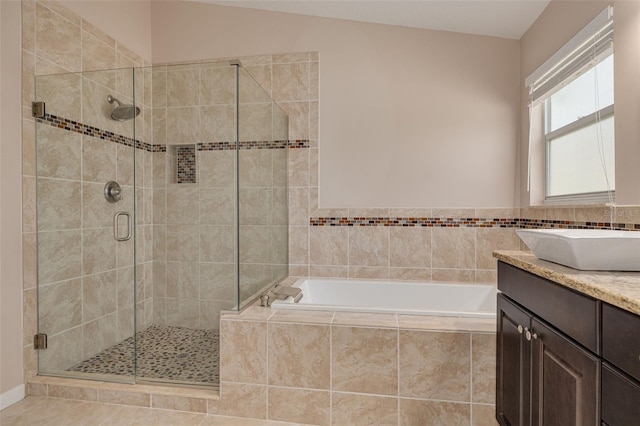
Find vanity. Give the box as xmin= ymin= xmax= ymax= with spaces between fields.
xmin=494 ymin=251 xmax=640 ymax=426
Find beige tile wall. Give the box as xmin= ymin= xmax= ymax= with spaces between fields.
xmin=150 ymin=59 xmax=290 ymax=329
xmin=22 ymin=0 xmax=153 ymax=378
xmin=218 ymin=305 xmax=497 ymax=425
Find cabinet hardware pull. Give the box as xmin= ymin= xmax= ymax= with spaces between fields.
xmin=524 ymin=327 xmax=538 ymax=341
xmin=517 ymin=325 xmax=524 ymax=334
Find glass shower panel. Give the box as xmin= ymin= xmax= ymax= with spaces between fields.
xmin=237 ymin=67 xmax=289 ymax=309
xmin=35 ymin=68 xmax=137 ymax=383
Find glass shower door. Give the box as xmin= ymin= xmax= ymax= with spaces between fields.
xmin=34 ymin=68 xmax=138 ymax=383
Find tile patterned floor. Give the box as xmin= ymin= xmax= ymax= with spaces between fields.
xmin=0 ymin=396 xmax=306 ymax=425
xmin=68 ymin=325 xmax=220 ymax=385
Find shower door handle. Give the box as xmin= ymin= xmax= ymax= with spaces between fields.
xmin=114 ymin=211 xmax=132 ymax=242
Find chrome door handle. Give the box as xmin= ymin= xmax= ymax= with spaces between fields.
xmin=114 ymin=211 xmax=132 ymax=242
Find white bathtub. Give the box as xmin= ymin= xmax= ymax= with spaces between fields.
xmin=270 ymin=278 xmax=497 ymax=319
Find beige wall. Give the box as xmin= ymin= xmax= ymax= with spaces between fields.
xmin=519 ymin=0 xmax=640 ymax=206
xmin=150 ymin=1 xmax=521 ymax=208
xmin=1 ymin=0 xmax=25 ymax=401
xmin=59 ymin=0 xmax=152 ymax=62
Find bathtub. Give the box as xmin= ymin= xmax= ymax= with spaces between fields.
xmin=270 ymin=278 xmax=496 ymax=319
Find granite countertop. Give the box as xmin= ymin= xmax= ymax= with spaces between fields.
xmin=494 ymin=250 xmax=640 ymax=316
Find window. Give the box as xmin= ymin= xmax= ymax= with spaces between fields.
xmin=545 ymin=54 xmax=614 ymax=200
xmin=526 ymin=6 xmax=614 ymax=205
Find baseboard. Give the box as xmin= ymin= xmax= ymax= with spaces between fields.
xmin=0 ymin=384 xmax=25 ymax=410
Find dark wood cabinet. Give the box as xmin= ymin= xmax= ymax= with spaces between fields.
xmin=497 ymin=262 xmax=600 ymax=426
xmin=497 ymin=294 xmax=531 ymax=426
xmin=530 ymin=319 xmax=599 ymax=426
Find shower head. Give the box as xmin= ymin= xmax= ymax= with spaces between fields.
xmin=107 ymin=95 xmax=140 ymax=121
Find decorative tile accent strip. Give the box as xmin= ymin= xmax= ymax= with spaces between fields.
xmin=175 ymin=145 xmax=196 ymax=184
xmin=36 ymin=113 xmax=164 ymax=152
xmin=310 ymin=217 xmax=640 ymax=231
xmin=197 ymin=140 xmax=309 ymax=151
xmin=37 ymin=113 xmax=308 ymax=152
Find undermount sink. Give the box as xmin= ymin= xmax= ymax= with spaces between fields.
xmin=516 ymin=229 xmax=640 ymax=271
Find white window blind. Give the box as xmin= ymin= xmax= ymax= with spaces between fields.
xmin=526 ymin=6 xmax=613 ymax=104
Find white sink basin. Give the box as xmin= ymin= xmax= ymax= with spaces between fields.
xmin=516 ymin=229 xmax=640 ymax=271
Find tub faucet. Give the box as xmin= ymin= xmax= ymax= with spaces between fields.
xmin=271 ymin=285 xmax=303 ymax=303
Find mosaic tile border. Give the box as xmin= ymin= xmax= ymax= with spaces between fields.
xmin=310 ymin=217 xmax=640 ymax=231
xmin=37 ymin=113 xmax=309 ymax=152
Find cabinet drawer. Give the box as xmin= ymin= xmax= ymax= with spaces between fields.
xmin=498 ymin=262 xmax=599 ymax=353
xmin=601 ymin=364 xmax=640 ymax=426
xmin=602 ymin=303 xmax=640 ymax=382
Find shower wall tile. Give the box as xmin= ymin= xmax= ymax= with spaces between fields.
xmin=81 ymin=28 xmax=116 ymax=73
xmin=36 ymin=124 xmax=82 ymax=180
xmin=23 ymin=288 xmax=37 ymax=347
xmin=165 ymin=298 xmax=200 ymax=328
xmin=288 ymin=226 xmax=309 ymax=265
xmin=238 ymin=103 xmax=272 ymax=141
xmin=166 ymin=225 xmax=199 ymax=261
xmin=272 ymin=62 xmax=310 ymax=102
xmin=166 ymin=107 xmax=200 ymax=144
xmin=476 ymin=228 xmax=519 ymax=270
xmin=37 ymin=72 xmax=80 ymax=122
xmin=199 ymin=188 xmax=235 ymax=225
xmin=278 ymin=101 xmax=310 ymax=140
xmin=239 ymin=226 xmax=270 ymax=264
xmin=432 ymin=268 xmax=475 ymax=283
xmin=83 ymin=271 xmax=117 ymax=322
xmin=198 ymin=150 xmax=235 ymax=188
xmin=22 ymin=0 xmax=36 ymax=53
xmin=37 ymin=178 xmax=82 ymax=231
xmin=81 ymin=77 xmax=117 ymax=134
xmin=238 ymin=149 xmax=272 ymax=188
xmin=200 ymin=105 xmax=235 ymax=142
xmin=166 ymin=68 xmax=200 ymax=107
xmin=242 ymin=65 xmax=272 ymax=100
xmin=273 ymin=52 xmax=310 ymax=64
xmin=35 ymin=2 xmax=81 ymax=72
xmin=390 ymin=267 xmax=432 ymax=282
xmin=22 ymin=118 xmax=36 ymax=177
xmin=83 ymin=311 xmax=119 ymax=358
xmin=199 ymin=263 xmax=237 ymax=301
xmin=288 ymin=147 xmax=309 ymax=188
xmin=239 ymin=188 xmax=272 ymax=225
xmin=23 ymin=233 xmax=38 ymax=290
xmin=39 ymin=326 xmax=83 ymax=372
xmin=22 ymin=177 xmax=36 ymax=233
xmin=200 ymin=66 xmax=235 ymax=105
xmin=166 ymin=261 xmax=199 ymax=299
xmin=82 ymin=228 xmax=116 ymax=275
xmin=82 ymin=136 xmax=117 ymax=183
xmin=23 ymin=50 xmax=36 ymax=109
xmin=200 ymin=225 xmax=235 ymax=263
xmin=38 ymin=229 xmax=82 ymax=284
xmin=166 ymin=187 xmax=199 ymax=224
xmin=38 ymin=278 xmax=82 ymax=336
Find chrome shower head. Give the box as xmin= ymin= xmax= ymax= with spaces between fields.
xmin=107 ymin=95 xmax=140 ymax=121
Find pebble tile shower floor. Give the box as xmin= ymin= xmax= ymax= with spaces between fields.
xmin=68 ymin=325 xmax=219 ymax=384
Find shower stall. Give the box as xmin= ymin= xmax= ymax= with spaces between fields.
xmin=33 ymin=60 xmax=288 ymax=387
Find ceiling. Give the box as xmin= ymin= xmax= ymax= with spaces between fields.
xmin=202 ymin=0 xmax=551 ymax=40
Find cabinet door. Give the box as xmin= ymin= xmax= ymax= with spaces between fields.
xmin=601 ymin=364 xmax=640 ymax=426
xmin=497 ymin=294 xmax=531 ymax=426
xmin=531 ymin=319 xmax=600 ymax=426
